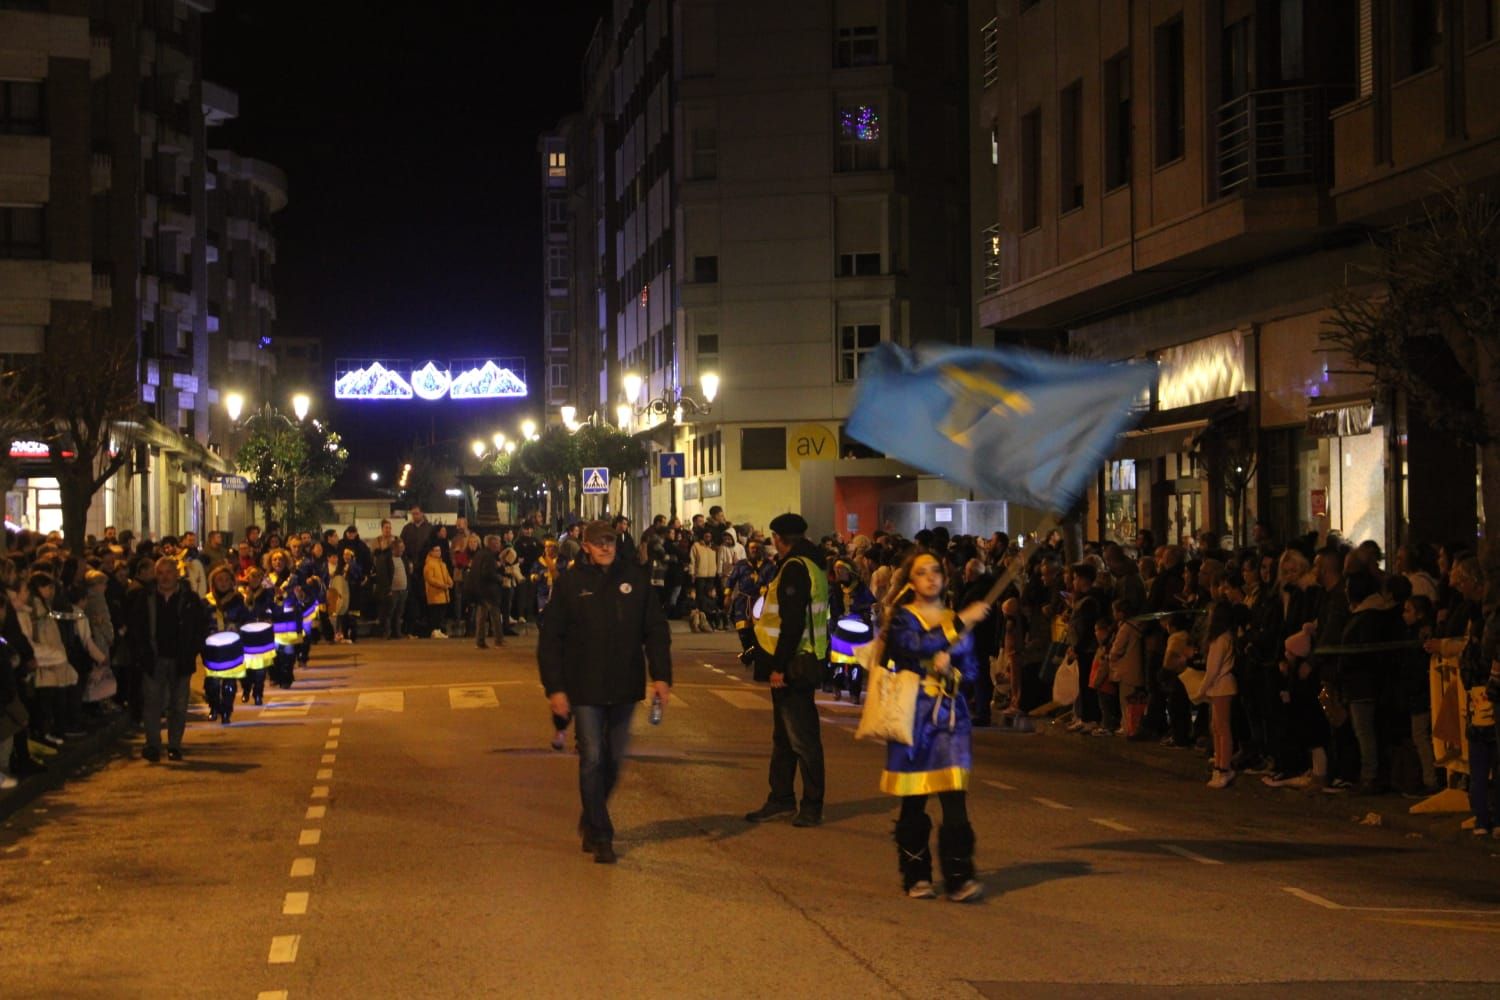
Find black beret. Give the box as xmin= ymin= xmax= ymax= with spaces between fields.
xmin=769 ymin=513 xmax=808 ymax=537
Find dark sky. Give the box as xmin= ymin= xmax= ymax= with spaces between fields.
xmin=203 ymin=1 xmax=609 ymax=477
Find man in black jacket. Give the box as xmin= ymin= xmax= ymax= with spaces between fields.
xmin=539 ymin=520 xmax=672 ymax=863
xmin=126 ymin=558 xmax=209 ymax=762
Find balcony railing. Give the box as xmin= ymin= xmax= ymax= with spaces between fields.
xmin=981 ymin=223 xmax=1002 ymax=294
xmin=981 ymin=18 xmax=999 ymax=89
xmin=1215 ymin=85 xmax=1341 ymax=197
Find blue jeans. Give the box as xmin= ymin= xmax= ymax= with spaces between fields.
xmin=573 ymin=702 xmax=637 ymax=842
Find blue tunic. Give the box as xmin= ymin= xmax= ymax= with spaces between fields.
xmin=880 ymin=605 xmax=978 ymax=796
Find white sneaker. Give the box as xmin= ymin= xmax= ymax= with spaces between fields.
xmin=0 ymin=773 xmax=17 ymax=790
xmin=1207 ymin=769 xmax=1236 ymax=790
xmin=431 ymin=629 xmax=448 ymax=640
xmin=906 ymin=880 xmax=937 ymax=899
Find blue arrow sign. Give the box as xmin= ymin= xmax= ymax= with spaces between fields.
xmin=581 ymin=466 xmax=610 ymax=495
xmin=658 ymin=452 xmax=685 ymax=479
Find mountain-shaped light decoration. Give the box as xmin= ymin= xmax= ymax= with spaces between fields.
xmin=335 ymin=361 xmax=414 ymax=400
xmin=449 ymin=360 xmax=528 ymax=399
xmin=410 ymin=361 xmax=453 ymax=401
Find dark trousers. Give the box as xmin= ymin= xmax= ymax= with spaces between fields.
xmin=1469 ymin=729 xmax=1497 ymax=829
xmin=573 ymin=702 xmax=636 ymax=842
xmin=768 ymin=685 xmax=825 ymax=809
xmin=205 ymin=676 xmax=236 ymax=721
xmin=240 ymin=668 xmax=266 ymax=704
xmin=426 ymin=602 xmax=448 ymax=636
xmin=141 ymin=662 xmax=190 ymax=752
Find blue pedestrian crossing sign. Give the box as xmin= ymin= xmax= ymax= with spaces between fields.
xmin=582 ymin=466 xmax=610 ymax=495
xmin=658 ymin=452 xmax=685 ymax=479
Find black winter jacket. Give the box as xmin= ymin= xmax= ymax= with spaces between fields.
xmin=538 ymin=558 xmax=671 ymax=705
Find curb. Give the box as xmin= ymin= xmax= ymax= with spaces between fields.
xmin=0 ymin=711 xmax=134 ymax=826
xmin=1027 ymin=712 xmax=1497 ymax=852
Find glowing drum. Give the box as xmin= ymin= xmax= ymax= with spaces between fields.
xmin=750 ymin=595 xmax=765 ymax=623
xmin=829 ymin=616 xmax=875 ymax=665
xmin=202 ymin=631 xmax=245 ymax=674
xmin=273 ymin=603 xmax=302 ymax=648
xmin=239 ymin=621 xmax=275 ymax=670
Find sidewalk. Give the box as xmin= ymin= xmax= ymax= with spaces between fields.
xmin=0 ymin=711 xmax=134 ymax=826
xmin=1024 ymin=709 xmax=1496 ymax=852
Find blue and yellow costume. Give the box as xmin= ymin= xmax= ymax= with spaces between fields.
xmin=240 ymin=580 xmax=275 ymax=704
xmin=726 ymin=554 xmax=776 ymax=661
xmin=204 ymin=584 xmax=251 ymax=724
xmin=881 ymin=587 xmax=983 ymax=902
xmin=880 ymin=605 xmax=979 ymax=795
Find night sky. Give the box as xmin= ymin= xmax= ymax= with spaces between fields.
xmin=203 ymin=1 xmax=609 ymax=481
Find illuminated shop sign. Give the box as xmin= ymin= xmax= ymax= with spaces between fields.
xmin=9 ymin=440 xmax=50 ymax=459
xmin=334 ymin=359 xmax=527 ymax=401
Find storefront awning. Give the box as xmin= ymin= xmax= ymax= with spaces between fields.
xmin=1113 ymin=396 xmax=1248 ymax=461
xmin=1306 ymin=400 xmax=1374 ymax=438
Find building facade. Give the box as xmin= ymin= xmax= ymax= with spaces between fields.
xmin=977 ymin=0 xmax=1500 ymax=551
xmin=549 ymin=0 xmax=973 ymax=535
xmin=1 ymin=0 xmax=287 ymax=542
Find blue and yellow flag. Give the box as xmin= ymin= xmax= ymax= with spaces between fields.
xmin=846 ymin=342 xmax=1154 ymax=512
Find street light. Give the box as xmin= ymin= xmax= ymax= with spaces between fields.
xmin=503 ymin=441 xmax=515 ymax=455
xmin=620 ymin=370 xmax=721 ymax=520
xmin=291 ymin=393 xmax=311 ymax=422
xmin=224 ymin=391 xmax=245 ymax=423
xmin=369 ymin=471 xmax=380 ymax=482
xmin=471 ymin=439 xmax=487 ymax=459
xmin=559 ymin=405 xmax=577 ymax=426
xmin=521 ymin=419 xmax=538 ymax=441
xmin=491 ymin=432 xmax=507 ymax=451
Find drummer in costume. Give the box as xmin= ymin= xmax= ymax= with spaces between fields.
xmin=240 ymin=567 xmax=275 ymax=704
xmin=204 ymin=565 xmax=250 ymax=723
xmin=725 ymin=537 xmax=775 ymax=666
xmin=828 ymin=558 xmax=875 ymax=700
xmin=265 ymin=549 xmax=302 ymax=689
xmin=879 ymin=549 xmax=992 ymax=902
xmin=292 ymin=548 xmax=324 ymax=673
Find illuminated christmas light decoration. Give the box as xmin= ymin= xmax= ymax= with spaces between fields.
xmin=410 ymin=361 xmax=453 ymax=401
xmin=839 ymin=105 xmax=881 ymax=142
xmin=448 ymin=360 xmax=527 ymax=399
xmin=334 ymin=361 xmax=414 ymax=400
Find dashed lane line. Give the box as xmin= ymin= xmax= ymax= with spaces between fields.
xmin=1031 ymin=797 xmax=1073 ymax=811
xmin=1281 ymin=886 xmax=1500 ymax=916
xmin=323 ymin=740 xmax=338 ymax=750
xmin=289 ymin=858 xmax=315 ymax=878
xmin=1089 ymin=818 xmax=1137 ymax=833
xmin=1159 ymin=843 xmax=1223 ymax=865
xmin=321 ymin=754 xmax=335 ymax=764
xmin=982 ymin=779 xmax=1017 ymax=792
xmin=316 ymin=769 xmax=333 ymax=780
xmin=310 ymin=786 xmax=329 ymax=799
xmin=305 ymin=805 xmax=326 ymax=821
xmin=268 ymin=935 xmax=300 ymax=964
xmin=282 ymin=892 xmax=309 ymax=916
xmin=257 ymin=992 xmax=289 ymax=1000
xmin=298 ymin=829 xmax=321 ymax=846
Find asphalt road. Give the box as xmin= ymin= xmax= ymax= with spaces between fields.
xmin=3 ymin=629 xmax=1499 ymax=1000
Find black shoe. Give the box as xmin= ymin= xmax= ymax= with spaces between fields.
xmin=476 ymin=640 xmax=489 ymax=649
xmin=166 ymin=748 xmax=183 ymax=762
xmin=791 ymin=808 xmax=823 ymax=828
xmin=503 ymin=628 xmax=520 ymax=637
xmin=220 ymin=714 xmax=232 ymax=726
xmin=593 ymin=841 xmax=617 ymax=864
xmin=254 ymin=695 xmax=264 ymax=706
xmin=744 ymin=802 xmax=797 ymax=823
xmin=142 ymin=747 xmax=161 ymax=763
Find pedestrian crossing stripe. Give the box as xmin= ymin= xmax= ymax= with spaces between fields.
xmin=262 ymin=696 xmax=315 ymax=718
xmin=356 ymin=690 xmax=405 ymax=712
xmin=714 ymin=690 xmax=771 ymax=710
xmin=448 ymin=686 xmax=500 ymax=709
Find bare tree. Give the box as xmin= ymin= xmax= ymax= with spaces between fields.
xmin=0 ymin=368 xmax=44 ymax=551
xmin=1321 ymin=185 xmax=1500 ymax=530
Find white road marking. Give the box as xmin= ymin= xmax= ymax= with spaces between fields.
xmin=289 ymin=858 xmax=316 ymax=877
xmin=257 ymin=992 xmax=289 ymax=1000
xmin=310 ymin=786 xmax=329 ymax=799
xmin=982 ymin=780 xmax=1017 ymax=792
xmin=268 ymin=935 xmax=300 ymax=964
xmin=316 ymin=768 xmax=333 ymax=780
xmin=1089 ymin=818 xmax=1137 ymax=833
xmin=305 ymin=805 xmax=326 ymax=820
xmin=328 ymin=726 xmax=341 ymax=736
xmin=1281 ymin=886 xmax=1500 ymax=916
xmin=298 ymin=829 xmax=321 ymax=846
xmin=261 ymin=696 xmax=315 ymax=718
xmin=664 ymin=694 xmax=687 ymax=708
xmin=714 ymin=690 xmax=772 ymax=710
xmin=283 ymin=891 xmax=309 ymax=915
xmin=355 ymin=690 xmax=404 ymax=713
xmin=1159 ymin=843 xmax=1223 ymax=865
xmin=331 ymin=716 xmax=343 ymax=724
xmin=1031 ymin=797 xmax=1073 ymax=811
xmin=449 ymin=686 xmax=500 ymax=709
xmin=321 ymin=754 xmax=335 ymax=763
xmin=324 ymin=740 xmax=339 ymax=749
xmin=1282 ymin=887 xmax=1342 ymax=909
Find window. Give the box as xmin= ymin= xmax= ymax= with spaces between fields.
xmin=547 ymin=245 xmax=569 ymax=289
xmin=0 ymin=81 xmax=43 ymax=135
xmin=837 ymin=252 xmax=881 ymax=276
xmin=741 ymin=427 xmax=787 ymax=470
xmin=1059 ymin=81 xmax=1083 ymax=212
xmin=547 ymin=196 xmax=567 ymax=226
xmin=835 ymin=25 xmax=880 ymax=67
xmin=548 ymin=362 xmax=569 ymax=389
xmin=1154 ymin=18 xmax=1185 ymax=165
xmin=690 ymin=126 xmax=717 ymax=179
xmin=697 ymin=333 xmax=719 ymax=376
xmin=1103 ymin=52 xmax=1131 ymax=190
xmin=836 ymin=103 xmax=883 ymax=171
xmin=1020 ymin=109 xmax=1041 ymax=231
xmin=547 ymin=150 xmax=567 ymax=179
xmin=1396 ymin=0 xmax=1443 ymax=77
xmin=0 ymin=206 xmax=44 ymax=259
xmin=838 ymin=323 xmax=881 ymax=382
xmin=692 ymin=255 xmax=718 ymax=283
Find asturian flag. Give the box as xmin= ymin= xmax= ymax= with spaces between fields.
xmin=846 ymin=342 xmax=1155 ymax=512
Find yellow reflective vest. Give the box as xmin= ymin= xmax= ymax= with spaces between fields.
xmin=754 ymin=555 xmax=829 ymax=659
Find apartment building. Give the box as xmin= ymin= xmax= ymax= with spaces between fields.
xmin=551 ymin=0 xmax=972 ymax=534
xmin=0 ymin=0 xmax=279 ymax=539
xmin=539 ymin=121 xmax=575 ymax=417
xmin=978 ymin=0 xmax=1500 ymax=550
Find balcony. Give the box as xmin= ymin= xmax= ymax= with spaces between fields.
xmin=980 ymin=18 xmax=999 ymax=89
xmin=981 ymin=223 xmax=1002 ymax=294
xmin=1215 ymin=86 xmax=1341 ymax=198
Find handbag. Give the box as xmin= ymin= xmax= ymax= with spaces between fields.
xmin=1179 ymin=667 xmax=1208 ymax=705
xmin=856 ymin=662 xmax=920 ymax=745
xmin=1122 ymin=690 xmax=1149 ymax=737
xmin=1051 ymin=653 xmax=1079 ymax=705
xmin=85 ymin=664 xmax=118 ymax=703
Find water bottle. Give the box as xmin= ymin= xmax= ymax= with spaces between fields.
xmin=649 ymin=693 xmax=663 ymax=725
